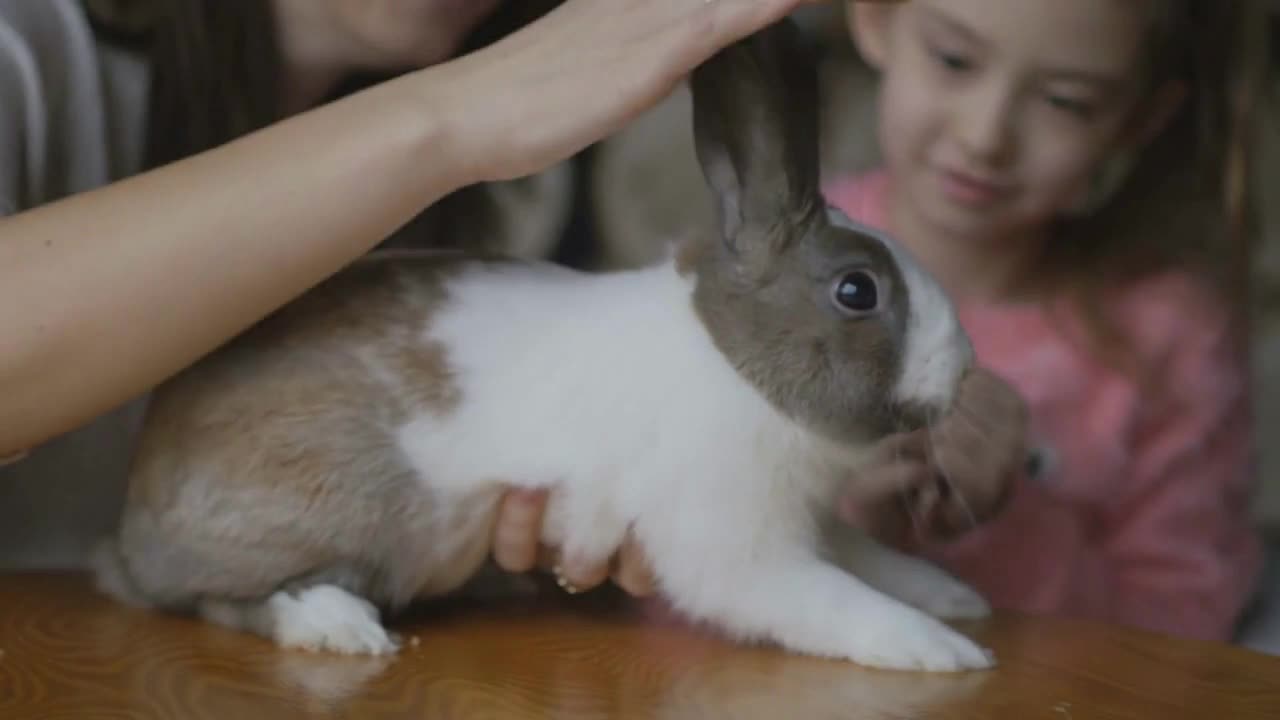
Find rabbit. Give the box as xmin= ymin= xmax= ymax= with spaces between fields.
xmin=89 ymin=17 xmax=996 ymax=673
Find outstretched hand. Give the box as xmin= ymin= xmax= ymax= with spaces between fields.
xmin=431 ymin=0 xmax=834 ymax=184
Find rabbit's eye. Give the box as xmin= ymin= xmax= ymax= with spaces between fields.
xmin=832 ymin=271 xmax=879 ymax=314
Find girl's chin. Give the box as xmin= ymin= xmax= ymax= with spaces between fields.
xmin=916 ymin=198 xmax=1012 ymax=241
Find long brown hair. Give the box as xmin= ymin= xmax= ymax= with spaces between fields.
xmin=1044 ymin=0 xmax=1271 ymax=383
xmin=84 ymin=0 xmax=567 ymax=248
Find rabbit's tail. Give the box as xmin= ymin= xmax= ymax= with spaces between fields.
xmin=88 ymin=536 xmax=153 ymax=609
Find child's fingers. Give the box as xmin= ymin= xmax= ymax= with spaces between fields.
xmin=913 ymin=479 xmax=940 ymax=530
xmin=870 ymin=430 xmax=930 ymax=464
xmin=839 ymin=460 xmax=932 ymax=527
xmin=492 ymin=487 xmax=550 ymax=573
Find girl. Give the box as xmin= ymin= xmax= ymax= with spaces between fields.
xmin=821 ymin=0 xmax=1269 ymax=641
xmin=0 ymin=0 xmax=829 ymax=570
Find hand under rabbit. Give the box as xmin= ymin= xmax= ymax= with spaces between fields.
xmin=489 ymin=487 xmax=659 ymax=597
xmin=506 ymin=365 xmax=1028 ymax=597
xmin=91 ymin=17 xmax=1000 ymax=673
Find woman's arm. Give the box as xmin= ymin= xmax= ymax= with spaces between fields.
xmin=0 ymin=0 xmax=824 ymax=456
xmin=0 ymin=74 xmax=457 ymax=456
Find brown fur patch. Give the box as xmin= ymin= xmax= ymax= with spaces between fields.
xmin=110 ymin=251 xmax=507 ymax=613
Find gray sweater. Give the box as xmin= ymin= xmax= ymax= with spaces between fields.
xmin=0 ymin=0 xmax=150 ymax=569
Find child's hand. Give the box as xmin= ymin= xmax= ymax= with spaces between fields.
xmin=840 ymin=367 xmax=1028 ymax=546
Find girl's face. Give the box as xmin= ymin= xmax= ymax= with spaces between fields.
xmin=277 ymin=0 xmax=505 ymax=73
xmin=854 ymin=0 xmax=1174 ymax=243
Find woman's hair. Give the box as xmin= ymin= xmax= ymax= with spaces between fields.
xmin=1046 ymin=0 xmax=1272 ymax=381
xmin=84 ymin=0 xmax=565 ymax=166
xmin=83 ymin=0 xmax=568 ymax=250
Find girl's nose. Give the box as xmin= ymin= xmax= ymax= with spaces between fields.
xmin=952 ymin=82 xmax=1016 ymax=166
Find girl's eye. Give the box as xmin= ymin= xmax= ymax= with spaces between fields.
xmin=928 ymin=44 xmax=971 ymax=72
xmin=1046 ymin=95 xmax=1096 ymax=118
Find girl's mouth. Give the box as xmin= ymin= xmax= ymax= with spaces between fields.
xmin=937 ymin=168 xmax=1008 ymax=207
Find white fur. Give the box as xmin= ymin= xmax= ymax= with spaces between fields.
xmin=828 ymin=528 xmax=991 ymax=620
xmin=826 ymin=208 xmax=973 ymax=412
xmin=394 ymin=255 xmax=993 ymax=672
xmin=267 ymin=585 xmax=399 ymax=655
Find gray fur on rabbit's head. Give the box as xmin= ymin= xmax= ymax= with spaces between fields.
xmin=679 ymin=19 xmax=972 ymax=445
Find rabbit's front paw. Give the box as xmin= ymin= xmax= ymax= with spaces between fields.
xmin=269 ymin=585 xmax=399 ymax=655
xmin=869 ymin=562 xmax=990 ymax=620
xmin=908 ymin=575 xmax=990 ymax=620
xmin=836 ymin=537 xmax=990 ymax=620
xmin=843 ymin=607 xmax=994 ymax=672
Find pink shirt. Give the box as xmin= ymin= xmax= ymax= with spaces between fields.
xmin=818 ymin=170 xmax=1263 ymax=641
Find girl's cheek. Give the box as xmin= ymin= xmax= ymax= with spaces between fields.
xmin=1023 ymin=127 xmax=1109 ymax=203
xmin=880 ymin=78 xmax=941 ymax=159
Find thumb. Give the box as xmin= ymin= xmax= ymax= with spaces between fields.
xmin=868 ymin=429 xmax=930 ymax=465
xmin=838 ymin=460 xmax=932 ymax=525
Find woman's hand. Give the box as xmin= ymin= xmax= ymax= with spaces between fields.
xmin=0 ymin=0 xmax=840 ymax=458
xmin=489 ymin=367 xmax=1026 ymax=595
xmin=426 ymin=0 xmax=830 ymax=184
xmin=840 ymin=367 xmax=1029 ymax=547
xmin=491 ymin=488 xmax=658 ymax=597
xmin=486 ymin=369 xmax=1025 ymax=595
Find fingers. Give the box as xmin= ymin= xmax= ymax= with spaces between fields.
xmin=838 ymin=460 xmax=931 ymax=527
xmin=492 ymin=473 xmax=665 ymax=598
xmin=870 ymin=429 xmax=930 ymax=464
xmin=551 ymin=531 xmax=657 ymax=597
xmin=912 ymin=479 xmax=941 ymax=532
xmin=611 ymin=534 xmax=659 ymax=597
xmin=957 ymin=367 xmax=1028 ymax=431
xmin=553 ymin=554 xmax=612 ymax=595
xmin=492 ymin=488 xmax=549 ymax=573
xmin=836 ymin=367 xmax=1030 ymax=545
xmin=493 ymin=488 xmax=655 ymax=597
xmin=450 ymin=0 xmax=873 ymax=183
xmin=492 ymin=492 xmax=610 ymax=593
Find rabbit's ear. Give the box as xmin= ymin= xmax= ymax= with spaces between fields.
xmin=689 ymin=18 xmax=822 ymax=274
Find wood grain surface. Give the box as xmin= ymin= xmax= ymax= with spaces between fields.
xmin=1 ymin=571 xmax=1279 ymax=719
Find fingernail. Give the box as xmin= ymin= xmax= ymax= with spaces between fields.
xmin=564 ymin=555 xmax=603 ymax=582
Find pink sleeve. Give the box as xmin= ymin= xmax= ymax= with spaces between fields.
xmin=1088 ymin=313 xmax=1263 ymax=640
xmin=822 ymin=171 xmax=891 ymax=229
xmin=936 ymin=290 xmax=1262 ymax=641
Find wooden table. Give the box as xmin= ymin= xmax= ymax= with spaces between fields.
xmin=2 ymin=572 xmax=1279 ymax=719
